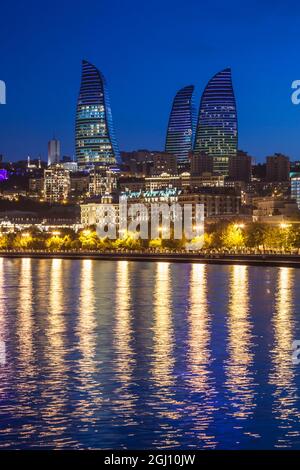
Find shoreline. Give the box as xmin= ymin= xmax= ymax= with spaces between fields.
xmin=1 ymin=250 xmax=300 ymax=268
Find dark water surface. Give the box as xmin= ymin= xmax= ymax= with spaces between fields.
xmin=0 ymin=257 xmax=300 ymax=449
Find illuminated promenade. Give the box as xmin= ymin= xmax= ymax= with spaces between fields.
xmin=2 ymin=249 xmax=300 ymax=268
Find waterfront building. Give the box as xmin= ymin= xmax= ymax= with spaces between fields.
xmin=44 ymin=164 xmax=71 ymax=202
xmin=194 ymin=68 xmax=238 ymax=176
xmin=177 ymin=188 xmax=241 ymax=219
xmin=165 ymin=85 xmax=196 ymax=170
xmin=81 ymin=188 xmax=241 ymax=228
xmin=119 ymin=176 xmax=146 ymax=193
xmin=144 ymin=172 xmax=226 ymax=192
xmin=266 ymin=153 xmax=290 ymax=182
xmin=121 ymin=187 xmax=240 ymax=217
xmin=118 ymin=172 xmax=226 ymax=194
xmin=48 ymin=139 xmax=61 ymax=166
xmin=252 ymin=196 xmax=300 ymax=223
xmin=75 ymin=60 xmax=120 ymax=170
xmin=145 ymin=173 xmax=183 ymax=191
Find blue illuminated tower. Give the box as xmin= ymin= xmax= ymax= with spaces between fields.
xmin=76 ymin=60 xmax=120 ymax=169
xmin=165 ymin=85 xmax=196 ymax=170
xmin=194 ymin=68 xmax=237 ymax=175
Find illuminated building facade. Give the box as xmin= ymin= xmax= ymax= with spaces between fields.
xmin=76 ymin=60 xmax=120 ymax=169
xmin=88 ymin=167 xmax=118 ymax=198
xmin=291 ymin=174 xmax=300 ymax=209
xmin=194 ymin=68 xmax=237 ymax=176
xmin=165 ymin=85 xmax=196 ymax=169
xmin=44 ymin=165 xmax=70 ymax=202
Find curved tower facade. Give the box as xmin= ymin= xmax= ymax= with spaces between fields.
xmin=165 ymin=85 xmax=196 ymax=169
xmin=76 ymin=60 xmax=120 ymax=169
xmin=194 ymin=68 xmax=237 ymax=175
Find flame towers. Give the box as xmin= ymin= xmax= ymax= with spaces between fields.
xmin=165 ymin=85 xmax=196 ymax=169
xmin=194 ymin=68 xmax=237 ymax=175
xmin=76 ymin=60 xmax=120 ymax=169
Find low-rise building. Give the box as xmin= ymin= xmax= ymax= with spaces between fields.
xmin=81 ymin=187 xmax=241 ymax=226
xmin=252 ymin=196 xmax=300 ymax=222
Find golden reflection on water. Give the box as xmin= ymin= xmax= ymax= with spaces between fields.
xmin=15 ymin=258 xmax=37 ymax=436
xmin=270 ymin=268 xmax=300 ymax=447
xmin=151 ymin=262 xmax=180 ymax=448
xmin=188 ymin=264 xmax=210 ymax=391
xmin=187 ymin=264 xmax=217 ymax=448
xmin=73 ymin=259 xmax=101 ymax=422
xmin=18 ymin=259 xmax=33 ymax=366
xmin=48 ymin=259 xmax=65 ymax=356
xmin=0 ymin=258 xmax=6 ymax=370
xmin=225 ymin=265 xmax=256 ymax=419
xmin=113 ymin=261 xmax=136 ymax=422
xmin=152 ymin=262 xmax=174 ymax=389
xmin=114 ymin=261 xmax=135 ymax=380
xmin=78 ymin=259 xmax=96 ymax=371
xmin=41 ymin=258 xmax=68 ymax=444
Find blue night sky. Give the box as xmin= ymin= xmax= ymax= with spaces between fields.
xmin=0 ymin=0 xmax=300 ymax=162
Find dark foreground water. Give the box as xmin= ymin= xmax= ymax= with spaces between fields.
xmin=0 ymin=258 xmax=300 ymax=449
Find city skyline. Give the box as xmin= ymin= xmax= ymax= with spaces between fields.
xmin=2 ymin=0 xmax=300 ymax=456
xmin=1 ymin=1 xmax=300 ymax=163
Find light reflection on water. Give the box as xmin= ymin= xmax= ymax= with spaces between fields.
xmin=112 ymin=261 xmax=137 ymax=428
xmin=270 ymin=268 xmax=300 ymax=448
xmin=0 ymin=258 xmax=300 ymax=449
xmin=225 ymin=265 xmax=256 ymax=420
xmin=186 ymin=264 xmax=217 ymax=448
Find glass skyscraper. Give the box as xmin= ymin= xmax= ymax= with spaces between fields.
xmin=76 ymin=60 xmax=120 ymax=169
xmin=194 ymin=68 xmax=237 ymax=175
xmin=165 ymin=85 xmax=196 ymax=169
